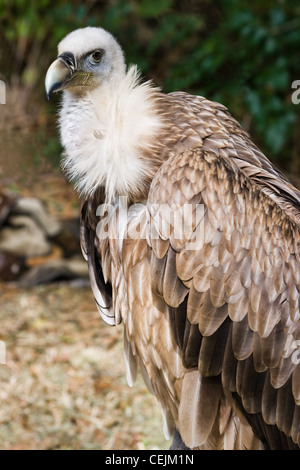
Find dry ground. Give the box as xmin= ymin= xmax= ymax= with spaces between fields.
xmin=0 ymin=281 xmax=168 ymax=450
xmin=0 ymin=133 xmax=169 ymax=450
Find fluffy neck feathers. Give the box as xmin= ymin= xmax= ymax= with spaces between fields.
xmin=59 ymin=66 xmax=164 ymax=202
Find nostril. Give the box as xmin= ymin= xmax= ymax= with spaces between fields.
xmin=66 ymin=59 xmax=74 ymax=68
xmin=58 ymin=52 xmax=76 ymax=71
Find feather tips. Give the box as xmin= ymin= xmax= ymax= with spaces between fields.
xmin=146 ymin=142 xmax=300 ymax=448
xmin=78 ymin=85 xmax=300 ymax=449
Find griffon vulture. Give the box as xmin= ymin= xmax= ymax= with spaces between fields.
xmin=45 ymin=27 xmax=300 ymax=450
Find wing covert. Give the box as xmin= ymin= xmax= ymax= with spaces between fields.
xmin=147 ymin=146 xmax=300 ymax=447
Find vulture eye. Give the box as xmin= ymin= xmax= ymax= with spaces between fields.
xmin=91 ymin=50 xmax=104 ymax=63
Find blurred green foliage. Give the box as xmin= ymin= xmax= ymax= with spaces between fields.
xmin=0 ymin=0 xmax=300 ymax=176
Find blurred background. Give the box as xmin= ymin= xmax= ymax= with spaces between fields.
xmin=0 ymin=0 xmax=300 ymax=450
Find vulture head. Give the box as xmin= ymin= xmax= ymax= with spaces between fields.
xmin=45 ymin=27 xmax=126 ymax=98
xmin=45 ymin=27 xmax=163 ymax=201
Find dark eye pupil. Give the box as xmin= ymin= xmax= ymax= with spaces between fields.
xmin=92 ymin=51 xmax=102 ymax=62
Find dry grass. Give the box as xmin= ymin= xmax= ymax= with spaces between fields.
xmin=0 ymin=281 xmax=169 ymax=450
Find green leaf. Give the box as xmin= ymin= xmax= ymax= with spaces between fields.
xmin=137 ymin=0 xmax=172 ymax=18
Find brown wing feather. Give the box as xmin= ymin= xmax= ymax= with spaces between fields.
xmin=81 ymin=91 xmax=300 ymax=449
xmin=146 ymin=141 xmax=300 ymax=448
xmin=80 ymin=197 xmax=117 ymax=326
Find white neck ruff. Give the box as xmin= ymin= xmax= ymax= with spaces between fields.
xmin=59 ymin=66 xmax=162 ymax=202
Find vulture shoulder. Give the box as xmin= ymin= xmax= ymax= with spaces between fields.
xmin=82 ymin=91 xmax=300 ymax=450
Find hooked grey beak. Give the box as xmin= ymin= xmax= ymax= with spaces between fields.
xmin=45 ymin=52 xmax=76 ymax=99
